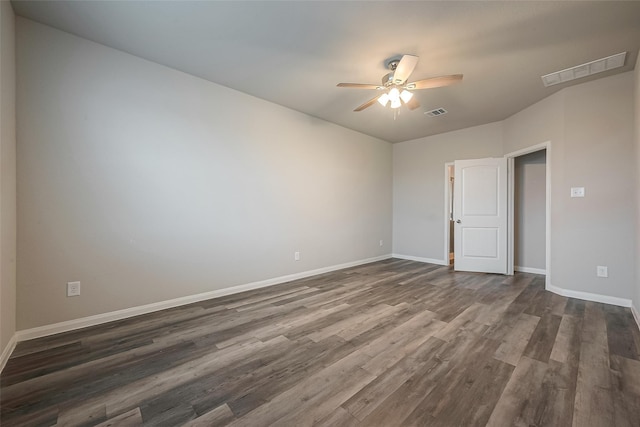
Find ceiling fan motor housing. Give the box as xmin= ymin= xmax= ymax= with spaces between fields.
xmin=381 ymin=59 xmax=401 ymax=87
xmin=386 ymin=59 xmax=400 ymax=71
xmin=381 ymin=73 xmax=394 ymax=87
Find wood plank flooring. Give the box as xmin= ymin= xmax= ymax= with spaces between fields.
xmin=2 ymin=259 xmax=640 ymax=426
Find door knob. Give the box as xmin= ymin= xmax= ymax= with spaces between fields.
xmin=456 ymin=219 xmax=462 ymax=224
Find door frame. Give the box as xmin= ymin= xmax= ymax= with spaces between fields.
xmin=443 ymin=162 xmax=454 ymax=264
xmin=504 ymin=141 xmax=551 ymax=286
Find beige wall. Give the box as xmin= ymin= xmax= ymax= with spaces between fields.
xmin=392 ymin=122 xmax=504 ymax=261
xmin=560 ymin=72 xmax=635 ymax=300
xmin=507 ymin=71 xmax=635 ymax=301
xmin=9 ymin=18 xmax=640 ymax=336
xmin=16 ymin=19 xmax=392 ymax=330
xmin=0 ymin=1 xmax=16 ymax=360
xmin=505 ymin=72 xmax=635 ymax=301
xmin=395 ymin=71 xmax=635 ymax=303
xmin=514 ymin=150 xmax=546 ymax=271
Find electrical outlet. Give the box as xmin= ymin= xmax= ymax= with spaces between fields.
xmin=294 ymin=251 xmax=300 ymax=261
xmin=67 ymin=281 xmax=81 ymax=297
xmin=379 ymin=240 xmax=384 ymax=247
xmin=596 ymin=266 xmax=608 ymax=278
xmin=570 ymin=187 xmax=585 ymax=198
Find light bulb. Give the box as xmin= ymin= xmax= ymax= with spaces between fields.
xmin=390 ymin=98 xmax=402 ymax=109
xmin=377 ymin=92 xmax=390 ymax=107
xmin=388 ymin=87 xmax=400 ymax=102
xmin=400 ymin=90 xmax=413 ymax=103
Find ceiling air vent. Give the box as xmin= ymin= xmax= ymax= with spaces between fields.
xmin=541 ymin=52 xmax=626 ymax=87
xmin=425 ymin=108 xmax=448 ymax=117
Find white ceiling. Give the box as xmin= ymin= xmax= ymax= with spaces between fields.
xmin=11 ymin=1 xmax=640 ymax=143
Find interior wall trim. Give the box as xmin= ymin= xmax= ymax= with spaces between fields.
xmin=546 ymin=282 xmax=632 ymax=308
xmin=631 ymin=305 xmax=640 ymax=332
xmin=0 ymin=334 xmax=18 ymax=374
xmin=14 ymin=254 xmax=393 ymax=343
xmin=391 ymin=254 xmax=448 ymax=266
xmin=514 ymin=266 xmax=547 ymax=275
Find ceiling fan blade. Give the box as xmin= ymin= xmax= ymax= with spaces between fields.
xmin=354 ymin=95 xmax=381 ymax=112
xmin=393 ymin=55 xmax=419 ymax=85
xmin=337 ymin=83 xmax=382 ymax=90
xmin=406 ymin=74 xmax=463 ymax=90
xmin=406 ymin=97 xmax=421 ymax=111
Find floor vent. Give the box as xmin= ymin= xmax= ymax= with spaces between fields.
xmin=425 ymin=108 xmax=448 ymax=117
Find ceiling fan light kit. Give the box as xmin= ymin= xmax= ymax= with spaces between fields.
xmin=378 ymin=87 xmax=413 ymax=109
xmin=377 ymin=92 xmax=390 ymax=107
xmin=337 ymin=54 xmax=463 ymax=113
xmin=400 ymin=89 xmax=414 ymax=103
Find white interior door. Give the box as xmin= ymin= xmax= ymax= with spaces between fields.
xmin=454 ymin=157 xmax=508 ymax=274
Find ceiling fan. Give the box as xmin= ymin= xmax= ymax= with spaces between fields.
xmin=337 ymin=55 xmax=463 ymax=112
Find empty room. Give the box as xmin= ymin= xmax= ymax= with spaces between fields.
xmin=1 ymin=1 xmax=640 ymax=426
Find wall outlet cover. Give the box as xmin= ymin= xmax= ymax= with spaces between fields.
xmin=570 ymin=187 xmax=585 ymax=198
xmin=67 ymin=281 xmax=81 ymax=297
xmin=596 ymin=266 xmax=608 ymax=278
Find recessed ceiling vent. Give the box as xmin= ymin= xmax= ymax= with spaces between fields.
xmin=425 ymin=107 xmax=448 ymax=117
xmin=541 ymin=52 xmax=626 ymax=87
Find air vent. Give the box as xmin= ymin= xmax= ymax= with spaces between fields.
xmin=425 ymin=108 xmax=448 ymax=117
xmin=541 ymin=52 xmax=626 ymax=87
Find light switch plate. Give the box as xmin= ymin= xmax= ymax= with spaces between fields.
xmin=570 ymin=187 xmax=585 ymax=198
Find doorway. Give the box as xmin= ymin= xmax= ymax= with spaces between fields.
xmin=444 ymin=142 xmax=550 ymax=280
xmin=513 ymin=149 xmax=547 ymax=275
xmin=445 ymin=163 xmax=454 ymax=265
xmin=444 ymin=163 xmax=454 ymax=265
xmin=506 ymin=141 xmax=551 ymax=284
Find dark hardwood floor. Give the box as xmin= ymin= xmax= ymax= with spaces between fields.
xmin=2 ymin=259 xmax=640 ymax=426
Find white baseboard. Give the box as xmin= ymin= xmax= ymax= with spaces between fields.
xmin=546 ymin=283 xmax=632 ymax=308
xmin=15 ymin=254 xmax=393 ymax=342
xmin=632 ymin=305 xmax=640 ymax=332
xmin=0 ymin=334 xmax=17 ymax=373
xmin=514 ymin=266 xmax=547 ymax=275
xmin=392 ymin=253 xmax=448 ymax=266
